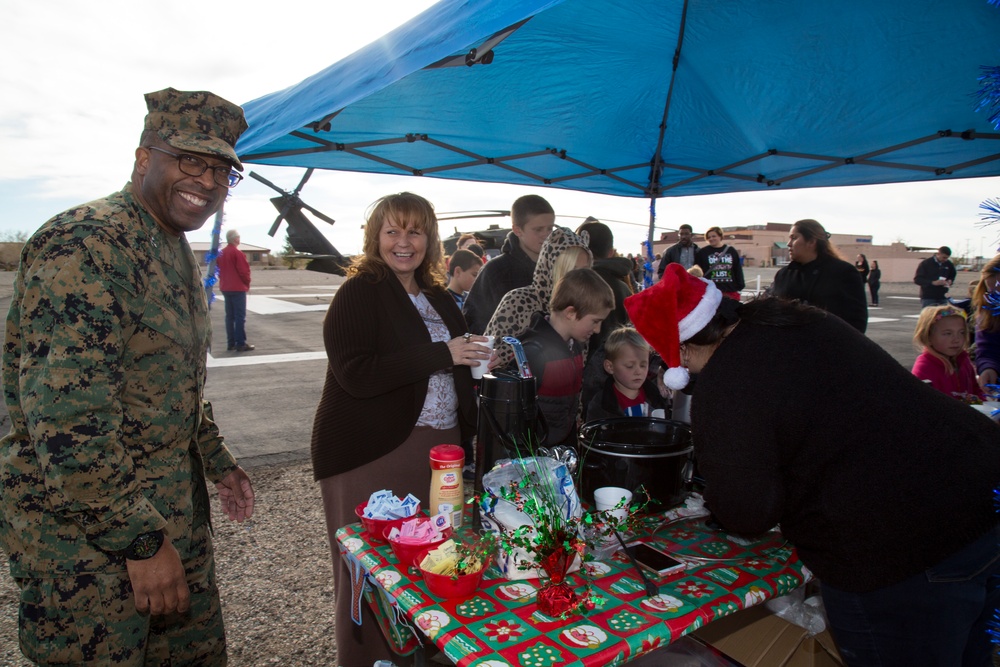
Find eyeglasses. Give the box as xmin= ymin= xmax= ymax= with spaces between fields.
xmin=147 ymin=146 xmax=243 ymax=188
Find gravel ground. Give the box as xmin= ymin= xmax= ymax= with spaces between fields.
xmin=0 ymin=460 xmax=338 ymax=667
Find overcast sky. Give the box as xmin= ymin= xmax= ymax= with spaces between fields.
xmin=3 ymin=1 xmax=999 ymax=260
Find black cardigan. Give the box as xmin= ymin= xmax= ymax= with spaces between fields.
xmin=692 ymin=313 xmax=1000 ymax=593
xmin=311 ymin=274 xmax=477 ymax=480
xmin=772 ymin=254 xmax=868 ymax=333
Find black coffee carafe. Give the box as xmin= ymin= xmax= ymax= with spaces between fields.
xmin=473 ymin=370 xmax=547 ymax=491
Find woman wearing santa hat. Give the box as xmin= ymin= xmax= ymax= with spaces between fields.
xmin=626 ymin=263 xmax=1000 ymax=666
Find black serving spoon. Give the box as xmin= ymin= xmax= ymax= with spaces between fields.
xmin=613 ymin=529 xmax=658 ymax=597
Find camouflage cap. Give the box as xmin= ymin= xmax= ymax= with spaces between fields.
xmin=143 ymin=88 xmax=249 ymax=170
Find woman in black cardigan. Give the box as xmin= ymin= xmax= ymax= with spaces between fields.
xmin=311 ymin=193 xmax=489 ymax=667
xmin=772 ymin=219 xmax=868 ymax=332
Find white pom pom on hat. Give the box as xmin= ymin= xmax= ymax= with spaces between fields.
xmin=662 ymin=366 xmax=691 ymax=392
xmin=624 ymin=263 xmax=723 ymax=390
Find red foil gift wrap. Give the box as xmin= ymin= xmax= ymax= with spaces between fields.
xmin=537 ymin=580 xmax=579 ymax=617
xmin=539 ymin=547 xmax=572 ymax=585
xmin=536 ymin=546 xmax=580 ymax=616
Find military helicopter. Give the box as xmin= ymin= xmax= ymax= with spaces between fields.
xmin=248 ymin=169 xmax=351 ymax=276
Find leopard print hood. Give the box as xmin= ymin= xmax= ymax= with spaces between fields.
xmin=530 ymin=226 xmax=592 ymax=300
xmin=484 ymin=226 xmax=592 ymax=362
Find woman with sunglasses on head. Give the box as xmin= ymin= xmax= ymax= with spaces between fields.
xmin=771 ymin=219 xmax=868 ymax=333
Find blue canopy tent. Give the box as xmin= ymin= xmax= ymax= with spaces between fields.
xmin=235 ymin=0 xmax=1000 ymax=249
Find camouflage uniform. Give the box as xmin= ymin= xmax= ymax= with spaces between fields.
xmin=0 ymin=89 xmax=245 ymax=666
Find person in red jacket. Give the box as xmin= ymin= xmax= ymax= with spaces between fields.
xmin=217 ymin=229 xmax=254 ymax=351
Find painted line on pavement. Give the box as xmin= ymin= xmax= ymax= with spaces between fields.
xmin=207 ymin=351 xmax=327 ymax=367
xmin=216 ymin=293 xmax=336 ymax=315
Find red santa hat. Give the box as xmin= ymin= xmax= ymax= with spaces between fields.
xmin=624 ymin=263 xmax=723 ymax=390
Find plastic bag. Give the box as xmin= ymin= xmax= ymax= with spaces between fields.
xmin=764 ymin=587 xmax=829 ymax=635
xmin=479 ymin=457 xmax=583 ymax=580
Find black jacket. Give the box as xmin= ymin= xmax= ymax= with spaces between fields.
xmin=585 ymin=376 xmax=669 ymax=422
xmin=693 ymin=312 xmax=1000 ymax=592
xmin=462 ymin=232 xmax=536 ymax=334
xmin=772 ymin=254 xmax=868 ymax=333
xmin=913 ymin=256 xmax=957 ymax=301
xmin=658 ymin=242 xmax=700 ymax=276
xmin=311 ymin=275 xmax=477 ymax=480
xmin=591 ymin=256 xmax=635 ymax=345
xmin=518 ymin=313 xmax=583 ymax=447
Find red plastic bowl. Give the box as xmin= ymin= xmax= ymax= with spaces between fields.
xmin=385 ymin=521 xmax=454 ymax=567
xmin=354 ymin=502 xmax=421 ymax=545
xmin=414 ymin=554 xmax=485 ymax=600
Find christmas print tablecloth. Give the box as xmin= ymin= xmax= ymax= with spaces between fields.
xmin=337 ymin=513 xmax=811 ymax=666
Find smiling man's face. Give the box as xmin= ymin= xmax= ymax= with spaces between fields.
xmin=133 ymin=138 xmax=229 ymax=236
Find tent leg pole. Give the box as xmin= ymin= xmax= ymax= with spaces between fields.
xmin=644 ymin=196 xmax=657 ymax=288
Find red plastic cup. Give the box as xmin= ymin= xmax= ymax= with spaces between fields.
xmin=384 ymin=520 xmax=454 ymax=567
xmin=354 ymin=502 xmax=421 ymax=545
xmin=414 ymin=555 xmax=485 ymax=599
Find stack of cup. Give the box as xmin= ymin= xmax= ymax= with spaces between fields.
xmin=471 ymin=335 xmax=496 ymax=380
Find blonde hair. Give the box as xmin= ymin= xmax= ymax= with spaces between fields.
xmin=348 ymin=192 xmax=447 ymax=290
xmin=687 ymin=265 xmax=704 ymax=278
xmin=704 ymin=226 xmax=724 ymax=242
xmin=550 ymin=268 xmax=614 ymax=317
xmin=972 ymin=254 xmax=1000 ymax=334
xmin=913 ymin=305 xmax=968 ymax=374
xmin=552 ymin=245 xmax=591 ymax=286
xmin=604 ymin=326 xmax=650 ymax=362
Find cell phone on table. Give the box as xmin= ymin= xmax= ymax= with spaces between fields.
xmin=626 ymin=543 xmax=687 ymax=576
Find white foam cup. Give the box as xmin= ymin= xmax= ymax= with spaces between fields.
xmin=470 ymin=335 xmax=496 ymax=380
xmin=593 ymin=486 xmax=633 ymax=522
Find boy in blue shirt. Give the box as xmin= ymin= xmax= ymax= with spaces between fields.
xmin=446 ymin=249 xmax=482 ymax=310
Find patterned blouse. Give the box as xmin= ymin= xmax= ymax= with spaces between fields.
xmin=410 ymin=291 xmax=459 ymax=429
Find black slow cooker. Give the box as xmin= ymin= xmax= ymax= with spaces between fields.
xmin=579 ymin=417 xmax=693 ymax=510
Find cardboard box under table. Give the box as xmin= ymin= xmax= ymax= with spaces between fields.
xmin=337 ymin=511 xmax=811 ymax=666
xmin=694 ymin=604 xmax=843 ymax=667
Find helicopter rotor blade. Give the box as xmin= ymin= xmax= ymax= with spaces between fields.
xmin=267 ymin=212 xmax=286 ymax=237
xmin=247 ymin=170 xmax=288 ymax=196
xmin=291 ymin=168 xmax=314 ymax=196
xmin=300 ymin=202 xmax=336 ymax=226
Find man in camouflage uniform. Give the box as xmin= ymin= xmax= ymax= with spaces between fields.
xmin=0 ymin=88 xmax=256 ymax=666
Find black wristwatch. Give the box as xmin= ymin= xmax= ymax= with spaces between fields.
xmin=123 ymin=531 xmax=164 ymax=560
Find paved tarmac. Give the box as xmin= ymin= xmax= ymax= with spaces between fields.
xmin=0 ymin=266 xmax=958 ymax=469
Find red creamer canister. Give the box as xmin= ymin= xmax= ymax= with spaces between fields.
xmin=429 ymin=444 xmax=464 ymax=529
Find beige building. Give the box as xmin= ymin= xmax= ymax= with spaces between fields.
xmin=652 ymin=223 xmax=935 ymax=283
xmin=190 ymin=242 xmax=272 ymax=267
xmin=0 ymin=241 xmax=273 ymax=271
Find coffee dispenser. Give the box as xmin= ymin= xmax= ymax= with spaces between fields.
xmin=473 ymin=370 xmax=547 ymax=494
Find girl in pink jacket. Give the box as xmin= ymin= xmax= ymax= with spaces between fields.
xmin=911 ymin=305 xmax=984 ymax=401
